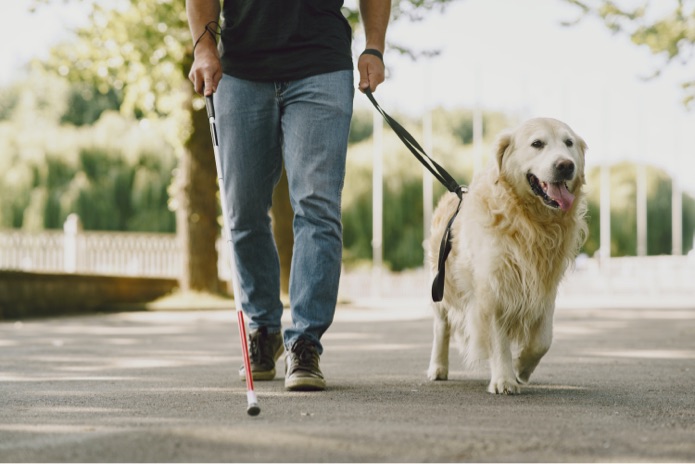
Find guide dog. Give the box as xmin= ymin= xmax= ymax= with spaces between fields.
xmin=426 ymin=118 xmax=588 ymax=394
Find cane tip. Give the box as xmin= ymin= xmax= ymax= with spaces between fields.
xmin=247 ymin=403 xmax=261 ymax=416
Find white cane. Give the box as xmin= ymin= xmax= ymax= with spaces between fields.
xmin=205 ymin=95 xmax=260 ymax=416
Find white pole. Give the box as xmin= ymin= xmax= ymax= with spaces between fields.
xmin=672 ymin=117 xmax=683 ymax=256
xmin=473 ymin=67 xmax=484 ymax=175
xmin=63 ymin=213 xmax=82 ymax=273
xmin=372 ymin=108 xmax=384 ymax=298
xmin=636 ymin=106 xmax=647 ymax=257
xmin=600 ymin=164 xmax=611 ymax=263
xmin=473 ymin=107 xmax=483 ymax=176
xmin=672 ymin=175 xmax=682 ymax=256
xmin=422 ymin=109 xmax=433 ymax=248
xmin=422 ymin=66 xmax=434 ymax=255
xmin=636 ymin=163 xmax=647 ymax=256
xmin=599 ymin=85 xmax=611 ymax=266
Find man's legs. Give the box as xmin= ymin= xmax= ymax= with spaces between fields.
xmin=214 ymin=75 xmax=285 ymax=336
xmin=215 ymin=70 xmax=353 ymax=387
xmin=280 ymin=71 xmax=354 ymax=354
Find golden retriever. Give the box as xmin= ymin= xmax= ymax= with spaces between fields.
xmin=426 ymin=118 xmax=588 ymax=394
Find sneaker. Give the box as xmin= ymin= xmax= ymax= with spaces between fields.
xmin=285 ymin=338 xmax=326 ymax=391
xmin=239 ymin=327 xmax=284 ymax=381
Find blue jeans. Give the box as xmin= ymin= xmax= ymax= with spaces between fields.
xmin=214 ymin=71 xmax=354 ymax=354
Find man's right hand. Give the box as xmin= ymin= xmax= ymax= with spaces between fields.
xmin=188 ymin=40 xmax=222 ymax=96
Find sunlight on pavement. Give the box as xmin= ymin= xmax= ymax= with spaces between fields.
xmin=0 ymin=424 xmax=115 ymax=434
xmin=0 ymin=374 xmax=136 ymax=382
xmin=330 ymin=343 xmax=425 ymax=352
xmin=587 ymin=350 xmax=695 ymax=360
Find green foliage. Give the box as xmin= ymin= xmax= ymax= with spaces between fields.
xmin=1 ymin=143 xmax=176 ymax=233
xmin=61 ymin=85 xmax=122 ymax=126
xmin=0 ymin=84 xmax=19 ymax=121
xmin=348 ymin=108 xmax=374 ymax=144
xmin=432 ymin=108 xmax=510 ymax=145
xmin=344 ymin=0 xmax=454 ymax=59
xmin=0 ymin=81 xmax=177 ymax=233
xmin=342 ymin=0 xmax=455 ymax=28
xmin=583 ymin=162 xmax=695 ymax=257
xmin=391 ymin=0 xmax=456 ymax=22
xmin=3 ymin=144 xmax=177 ymax=233
xmin=42 ymin=0 xmax=190 ymax=119
xmin=564 ymin=0 xmax=695 ymax=107
xmin=343 ymin=177 xmax=426 ymax=271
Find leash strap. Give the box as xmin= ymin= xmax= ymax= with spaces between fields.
xmin=364 ymin=89 xmax=463 ymax=197
xmin=364 ymin=89 xmax=466 ymax=302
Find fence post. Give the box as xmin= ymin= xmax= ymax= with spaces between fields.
xmin=64 ymin=214 xmax=82 ymax=273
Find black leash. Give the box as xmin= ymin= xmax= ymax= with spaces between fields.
xmin=363 ymin=89 xmax=466 ymax=302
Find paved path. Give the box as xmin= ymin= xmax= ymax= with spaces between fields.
xmin=1 ymin=299 xmax=695 ymax=462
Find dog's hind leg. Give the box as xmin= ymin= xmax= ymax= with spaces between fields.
xmin=427 ymin=305 xmax=450 ymax=381
xmin=514 ymin=310 xmax=553 ymax=384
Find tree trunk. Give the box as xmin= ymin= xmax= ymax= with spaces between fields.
xmin=176 ymin=86 xmax=220 ymax=294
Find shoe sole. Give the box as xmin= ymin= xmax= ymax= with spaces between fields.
xmin=239 ymin=343 xmax=285 ymax=382
xmin=285 ymin=375 xmax=326 ymax=391
xmin=240 ymin=368 xmax=276 ymax=381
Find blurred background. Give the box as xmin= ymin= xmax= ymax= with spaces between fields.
xmin=1 ymin=0 xmax=694 ymax=318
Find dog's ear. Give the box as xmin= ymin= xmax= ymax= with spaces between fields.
xmin=576 ymin=134 xmax=588 ymax=185
xmin=576 ymin=135 xmax=588 ymax=159
xmin=495 ymin=131 xmax=512 ymax=172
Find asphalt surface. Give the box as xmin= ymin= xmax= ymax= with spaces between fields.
xmin=1 ymin=298 xmax=695 ymax=462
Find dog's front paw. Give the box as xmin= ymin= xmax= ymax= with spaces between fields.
xmin=488 ymin=377 xmax=521 ymax=395
xmin=427 ymin=365 xmax=448 ymax=381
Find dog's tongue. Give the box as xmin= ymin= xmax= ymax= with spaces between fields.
xmin=546 ymin=182 xmax=575 ymax=211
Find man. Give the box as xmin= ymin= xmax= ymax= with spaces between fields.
xmin=186 ymin=0 xmax=390 ymax=391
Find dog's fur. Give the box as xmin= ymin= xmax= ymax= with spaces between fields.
xmin=426 ymin=118 xmax=588 ymax=394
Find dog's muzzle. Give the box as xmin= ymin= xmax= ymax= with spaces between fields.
xmin=527 ymin=172 xmax=575 ymax=212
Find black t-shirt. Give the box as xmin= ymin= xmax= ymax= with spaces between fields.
xmin=220 ymin=0 xmax=354 ymax=81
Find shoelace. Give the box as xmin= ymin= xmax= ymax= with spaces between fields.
xmin=292 ymin=339 xmax=318 ymax=368
xmin=249 ymin=328 xmax=273 ymax=362
xmin=249 ymin=335 xmax=261 ymax=363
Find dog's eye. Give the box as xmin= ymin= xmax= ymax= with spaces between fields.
xmin=531 ymin=140 xmax=544 ymax=149
xmin=565 ymin=139 xmax=574 ymax=147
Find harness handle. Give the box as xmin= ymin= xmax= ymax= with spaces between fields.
xmin=363 ymin=89 xmax=466 ymax=302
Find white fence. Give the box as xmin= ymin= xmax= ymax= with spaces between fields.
xmin=339 ymin=255 xmax=695 ymax=301
xmin=2 ymin=223 xmax=694 ymax=298
xmin=0 ymin=214 xmax=237 ymax=281
xmin=0 ymin=228 xmax=183 ymax=278
xmin=561 ymin=254 xmax=695 ymax=297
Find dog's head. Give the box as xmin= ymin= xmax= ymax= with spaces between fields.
xmin=495 ymin=118 xmax=587 ymax=213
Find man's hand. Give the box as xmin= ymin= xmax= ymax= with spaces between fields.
xmin=358 ymin=0 xmax=390 ymax=93
xmin=358 ymin=53 xmax=385 ymax=93
xmin=188 ymin=41 xmax=222 ymax=96
xmin=186 ymin=0 xmax=222 ymax=95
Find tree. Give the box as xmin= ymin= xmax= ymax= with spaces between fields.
xmin=40 ymin=0 xmax=228 ymax=293
xmin=564 ymin=0 xmax=695 ymax=107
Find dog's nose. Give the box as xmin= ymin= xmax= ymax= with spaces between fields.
xmin=555 ymin=159 xmax=575 ymax=179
